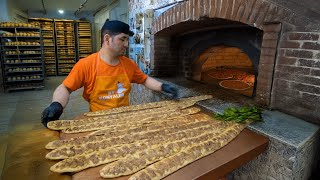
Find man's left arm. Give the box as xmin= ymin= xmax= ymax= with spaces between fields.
xmin=143 ymin=77 xmax=178 ymax=98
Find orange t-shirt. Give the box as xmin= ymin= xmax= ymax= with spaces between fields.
xmin=63 ymin=53 xmax=148 ymax=101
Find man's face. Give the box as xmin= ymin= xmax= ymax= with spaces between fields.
xmin=106 ymin=33 xmax=129 ymax=56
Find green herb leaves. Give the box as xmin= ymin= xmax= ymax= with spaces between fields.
xmin=214 ymin=106 xmax=263 ymax=123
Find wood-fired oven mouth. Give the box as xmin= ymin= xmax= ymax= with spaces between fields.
xmin=192 ymin=45 xmax=256 ymax=97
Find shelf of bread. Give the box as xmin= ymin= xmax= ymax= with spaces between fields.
xmin=76 ymin=21 xmax=92 ymax=59
xmin=54 ymin=19 xmax=76 ymax=75
xmin=28 ymin=18 xmax=56 ymax=76
xmin=0 ymin=23 xmax=45 ymax=92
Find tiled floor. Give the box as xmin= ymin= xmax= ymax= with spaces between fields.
xmin=0 ymin=76 xmax=89 ymax=179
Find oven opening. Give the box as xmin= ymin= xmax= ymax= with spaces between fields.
xmin=193 ymin=45 xmax=256 ymax=97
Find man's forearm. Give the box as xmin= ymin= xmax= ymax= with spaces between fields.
xmin=52 ymin=84 xmax=72 ymax=108
xmin=143 ymin=77 xmax=162 ymax=91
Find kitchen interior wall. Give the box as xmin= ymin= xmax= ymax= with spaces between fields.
xmin=93 ymin=0 xmax=128 ymax=52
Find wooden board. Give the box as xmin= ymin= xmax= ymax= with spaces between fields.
xmin=59 ymin=116 xmax=268 ymax=180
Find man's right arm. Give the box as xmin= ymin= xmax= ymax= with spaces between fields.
xmin=52 ymin=84 xmax=72 ymax=108
xmin=41 ymin=84 xmax=73 ymax=127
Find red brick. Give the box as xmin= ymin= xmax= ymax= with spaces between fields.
xmin=194 ymin=0 xmax=199 ymax=20
xmin=262 ymin=39 xmax=278 ymax=48
xmin=220 ymin=0 xmax=229 ymax=18
xmin=274 ymin=71 xmax=295 ymax=80
xmin=280 ymin=40 xmax=301 ymax=49
xmin=248 ymin=0 xmax=263 ymax=24
xmin=262 ymin=23 xmax=281 ymax=32
xmin=302 ymin=42 xmax=320 ymax=50
xmin=176 ymin=4 xmax=181 ymax=23
xmin=235 ymin=0 xmax=246 ymax=21
xmin=278 ymin=56 xmax=298 ymax=65
xmin=259 ymin=63 xmax=276 ymax=73
xmin=298 ymin=59 xmax=320 ymax=68
xmin=209 ymin=0 xmax=216 ymax=18
xmin=160 ymin=14 xmax=164 ymax=31
xmin=276 ymin=64 xmax=311 ymax=75
xmin=264 ymin=3 xmax=280 ymax=22
xmin=180 ymin=2 xmax=186 ymax=21
xmin=186 ymin=0 xmax=191 ymax=20
xmin=289 ymin=77 xmax=320 ymax=94
xmin=215 ymin=0 xmax=222 ymax=17
xmin=263 ymin=32 xmax=279 ymax=40
xmin=240 ymin=0 xmax=256 ymax=23
xmin=291 ymin=82 xmax=320 ymax=94
xmin=288 ymin=32 xmax=320 ymax=41
xmin=272 ymin=78 xmax=291 ymax=89
xmin=202 ymin=0 xmax=210 ymax=17
xmin=172 ymin=6 xmax=177 ymax=25
xmin=231 ymin=0 xmax=243 ymax=20
xmin=254 ymin=1 xmax=270 ymax=27
xmin=261 ymin=47 xmax=277 ymax=56
xmin=311 ymin=69 xmax=320 ymax=76
xmin=167 ymin=9 xmax=172 ymax=27
xmin=285 ymin=49 xmax=314 ymax=59
xmin=259 ymin=55 xmax=276 ymax=64
xmin=224 ymin=0 xmax=233 ymax=19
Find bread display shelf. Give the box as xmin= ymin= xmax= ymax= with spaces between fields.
xmin=76 ymin=21 xmax=92 ymax=59
xmin=0 ymin=24 xmax=45 ymax=92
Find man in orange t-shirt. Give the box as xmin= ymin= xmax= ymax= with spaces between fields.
xmin=41 ymin=20 xmax=177 ymax=127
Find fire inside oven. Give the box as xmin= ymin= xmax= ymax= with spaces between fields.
xmin=192 ymin=45 xmax=255 ymax=97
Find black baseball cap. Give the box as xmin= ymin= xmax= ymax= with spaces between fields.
xmin=102 ymin=20 xmax=134 ymax=36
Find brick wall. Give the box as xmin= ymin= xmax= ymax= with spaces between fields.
xmin=150 ymin=0 xmax=320 ymax=124
xmin=271 ymin=31 xmax=320 ymax=122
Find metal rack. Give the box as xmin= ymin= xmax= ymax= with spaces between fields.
xmin=29 ymin=18 xmax=57 ymax=76
xmin=76 ymin=21 xmax=92 ymax=60
xmin=0 ymin=22 xmax=45 ymax=92
xmin=54 ymin=19 xmax=76 ymax=75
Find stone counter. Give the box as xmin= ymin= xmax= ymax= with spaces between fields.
xmin=130 ymin=77 xmax=320 ymax=180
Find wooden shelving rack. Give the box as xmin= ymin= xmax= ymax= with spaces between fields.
xmin=0 ymin=22 xmax=45 ymax=92
xmin=29 ymin=18 xmax=57 ymax=76
xmin=54 ymin=19 xmax=76 ymax=75
xmin=76 ymin=21 xmax=92 ymax=59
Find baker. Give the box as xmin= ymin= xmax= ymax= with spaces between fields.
xmin=41 ymin=20 xmax=177 ymax=127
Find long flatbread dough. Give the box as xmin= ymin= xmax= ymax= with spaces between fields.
xmin=45 ymin=113 xmax=209 ymax=150
xmin=84 ymin=95 xmax=212 ymax=117
xmin=46 ymin=119 xmax=214 ymax=160
xmin=61 ymin=107 xmax=200 ymax=133
xmin=126 ymin=123 xmax=246 ymax=180
xmin=49 ymin=121 xmax=228 ymax=173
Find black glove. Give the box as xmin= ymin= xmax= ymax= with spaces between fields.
xmin=41 ymin=102 xmax=63 ymax=127
xmin=161 ymin=83 xmax=178 ymax=99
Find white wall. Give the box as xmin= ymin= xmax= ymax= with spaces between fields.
xmin=0 ymin=0 xmax=28 ymax=22
xmin=0 ymin=0 xmax=9 ymax=21
xmin=93 ymin=0 xmax=128 ymax=51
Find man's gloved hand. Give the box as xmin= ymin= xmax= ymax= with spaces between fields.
xmin=41 ymin=102 xmax=63 ymax=127
xmin=161 ymin=83 xmax=178 ymax=99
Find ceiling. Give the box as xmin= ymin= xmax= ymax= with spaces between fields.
xmin=12 ymin=0 xmax=113 ymax=14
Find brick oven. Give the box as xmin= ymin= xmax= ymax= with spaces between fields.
xmin=149 ymin=0 xmax=320 ymax=125
xmin=129 ymin=0 xmax=320 ymax=179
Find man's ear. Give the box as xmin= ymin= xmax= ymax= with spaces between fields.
xmin=104 ymin=34 xmax=110 ymax=45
